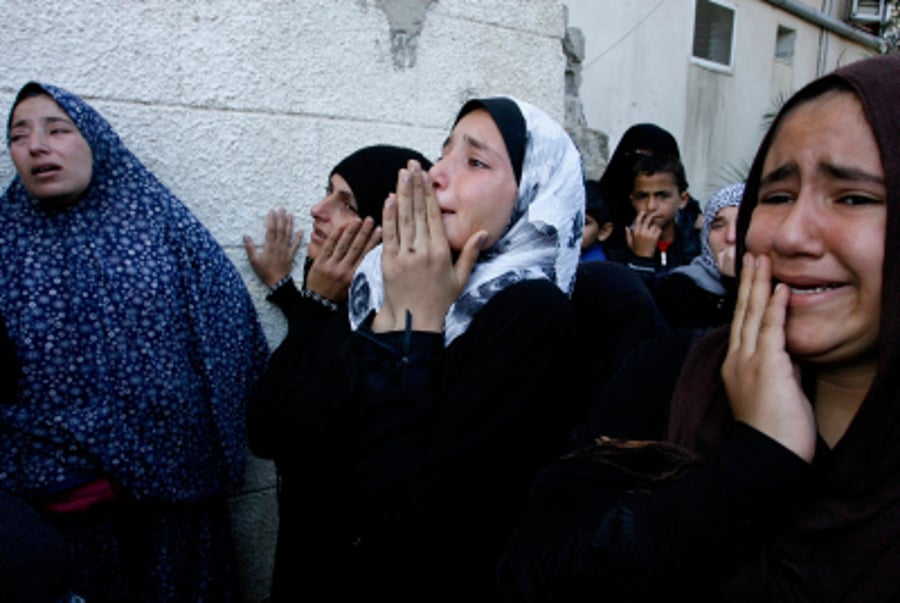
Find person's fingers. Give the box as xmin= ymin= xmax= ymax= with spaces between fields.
xmin=396 ymin=167 xmax=415 ymax=252
xmin=739 ymin=254 xmax=773 ymax=357
xmin=728 ymin=252 xmax=755 ymax=354
xmin=333 ymin=218 xmax=362 ymax=262
xmin=243 ymin=235 xmax=257 ymax=263
xmin=382 ymin=194 xmax=399 ymax=255
xmin=422 ymin=172 xmax=448 ymax=247
xmin=319 ymin=223 xmax=348 ymax=260
xmin=759 ymin=282 xmax=790 ymax=352
xmin=265 ymin=209 xmax=278 ymax=243
xmin=410 ymin=161 xmax=427 ymax=248
xmin=289 ymin=226 xmax=304 ymax=257
xmin=344 ymin=217 xmax=375 ymax=263
xmin=282 ymin=210 xmax=294 ymax=242
xmin=454 ymin=230 xmax=487 ymax=286
xmin=363 ymin=225 xmax=382 ymax=256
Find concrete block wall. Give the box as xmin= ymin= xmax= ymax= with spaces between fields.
xmin=0 ymin=1 xmax=569 ymax=600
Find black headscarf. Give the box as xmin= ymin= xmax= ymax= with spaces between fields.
xmin=330 ymin=145 xmax=432 ymax=228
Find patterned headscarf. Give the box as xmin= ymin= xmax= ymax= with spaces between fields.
xmin=348 ymin=96 xmax=584 ymax=345
xmin=0 ymin=83 xmax=268 ymax=502
xmin=671 ymin=182 xmax=744 ymax=294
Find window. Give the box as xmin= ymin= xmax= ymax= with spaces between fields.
xmin=775 ymin=25 xmax=796 ymax=63
xmin=692 ymin=0 xmax=736 ymax=71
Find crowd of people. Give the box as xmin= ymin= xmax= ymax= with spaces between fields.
xmin=0 ymin=51 xmax=897 ymax=601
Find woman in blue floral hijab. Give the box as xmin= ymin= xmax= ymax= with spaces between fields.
xmin=0 ymin=82 xmax=268 ymax=600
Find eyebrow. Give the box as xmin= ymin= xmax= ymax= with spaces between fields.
xmin=820 ymin=162 xmax=885 ymax=186
xmin=442 ymin=132 xmax=503 ymax=160
xmin=9 ymin=115 xmax=74 ymax=130
xmin=760 ymin=161 xmax=884 ymax=188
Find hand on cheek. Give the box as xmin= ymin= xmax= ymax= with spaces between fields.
xmin=721 ymin=253 xmax=816 ymax=462
xmin=306 ymin=216 xmax=381 ymax=303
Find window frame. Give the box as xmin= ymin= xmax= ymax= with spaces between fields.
xmin=690 ymin=0 xmax=738 ymax=74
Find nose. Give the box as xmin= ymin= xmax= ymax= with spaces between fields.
xmin=27 ymin=130 xmax=50 ymax=155
xmin=310 ymin=193 xmax=332 ymax=221
xmin=771 ymin=194 xmax=824 ymax=258
xmin=725 ymin=219 xmax=737 ymax=244
xmin=427 ymin=160 xmax=448 ymax=191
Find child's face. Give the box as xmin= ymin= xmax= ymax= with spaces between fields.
xmin=581 ymin=215 xmax=599 ymax=250
xmin=630 ymin=172 xmax=688 ymax=231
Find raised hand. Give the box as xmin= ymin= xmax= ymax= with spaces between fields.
xmin=721 ymin=253 xmax=816 ymax=462
xmin=306 ymin=216 xmax=381 ymax=303
xmin=372 ymin=160 xmax=486 ymax=334
xmin=243 ymin=208 xmax=303 ymax=288
xmin=626 ymin=210 xmax=662 ymax=258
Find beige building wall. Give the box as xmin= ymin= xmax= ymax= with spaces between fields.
xmin=0 ymin=2 xmax=570 ymax=600
xmin=566 ymin=0 xmax=879 ymax=201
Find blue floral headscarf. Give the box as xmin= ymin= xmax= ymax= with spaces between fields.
xmin=0 ymin=83 xmax=268 ymax=502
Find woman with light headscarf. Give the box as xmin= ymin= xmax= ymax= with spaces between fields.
xmin=267 ymin=96 xmax=584 ymax=600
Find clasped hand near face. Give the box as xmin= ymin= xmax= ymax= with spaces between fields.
xmin=721 ymin=253 xmax=816 ymax=463
xmin=626 ymin=210 xmax=663 ymax=258
xmin=244 ymin=207 xmax=381 ymax=303
xmin=306 ymin=217 xmax=380 ymax=303
xmin=371 ymin=160 xmax=487 ymax=333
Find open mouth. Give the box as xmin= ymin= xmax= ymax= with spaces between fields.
xmin=32 ymin=165 xmax=61 ymax=176
xmin=775 ymin=278 xmax=842 ymax=295
xmin=788 ymin=284 xmax=841 ymax=295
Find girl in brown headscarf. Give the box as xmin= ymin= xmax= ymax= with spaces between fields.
xmin=500 ymin=52 xmax=900 ymax=602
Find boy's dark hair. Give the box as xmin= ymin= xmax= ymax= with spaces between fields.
xmin=584 ymin=179 xmax=611 ymax=224
xmin=631 ymin=153 xmax=689 ymax=193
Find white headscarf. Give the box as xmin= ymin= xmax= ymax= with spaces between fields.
xmin=348 ymin=97 xmax=585 ymax=345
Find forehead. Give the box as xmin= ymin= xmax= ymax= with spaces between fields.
xmin=11 ymin=94 xmax=70 ymax=123
xmin=764 ymin=90 xmax=878 ymax=171
xmin=453 ymin=109 xmax=504 ymax=146
xmin=714 ymin=206 xmax=738 ymax=220
xmin=633 ymin=171 xmax=677 ymax=190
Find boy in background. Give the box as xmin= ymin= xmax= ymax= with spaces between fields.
xmin=622 ymin=154 xmax=700 ymax=287
xmin=580 ymin=179 xmax=614 ymax=262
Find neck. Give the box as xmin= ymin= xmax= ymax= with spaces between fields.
xmin=660 ymin=222 xmax=676 ymax=243
xmin=812 ymin=352 xmax=878 ymax=448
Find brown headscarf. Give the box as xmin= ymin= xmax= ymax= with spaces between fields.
xmin=667 ymin=53 xmax=900 ymax=601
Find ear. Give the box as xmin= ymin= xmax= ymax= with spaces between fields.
xmin=597 ymin=221 xmax=614 ymax=242
xmin=678 ymin=191 xmax=689 ymax=210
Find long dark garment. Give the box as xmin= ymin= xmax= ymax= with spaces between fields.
xmin=0 ymin=83 xmax=268 ymax=601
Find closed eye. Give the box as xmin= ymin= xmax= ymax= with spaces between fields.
xmin=837 ymin=194 xmax=883 ymax=206
xmin=759 ymin=193 xmax=794 ymax=205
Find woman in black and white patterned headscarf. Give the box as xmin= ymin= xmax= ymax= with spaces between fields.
xmin=277 ymin=96 xmax=584 ymax=600
xmin=350 ymin=96 xmax=583 ymax=343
